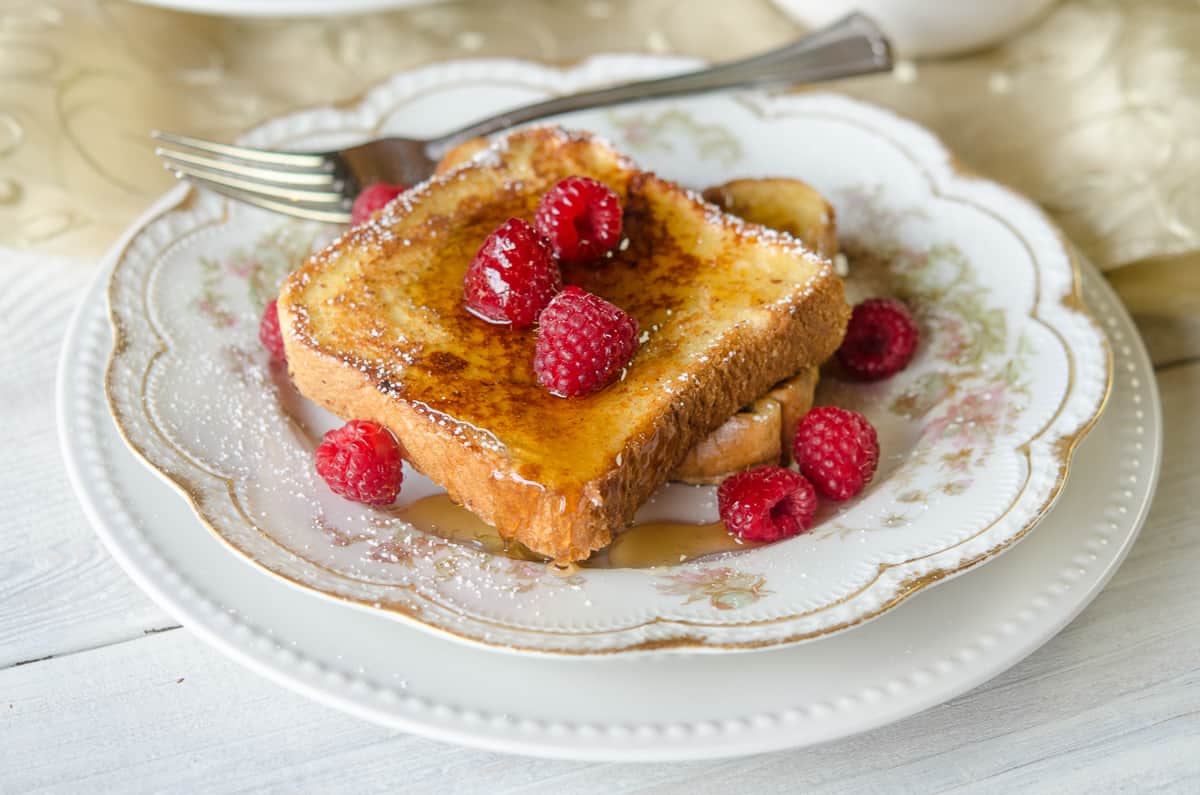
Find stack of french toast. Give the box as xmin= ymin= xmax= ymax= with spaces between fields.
xmin=278 ymin=127 xmax=853 ymax=563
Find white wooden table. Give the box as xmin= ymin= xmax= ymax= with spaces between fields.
xmin=3 ymin=0 xmax=1200 ymax=786
xmin=1 ymin=248 xmax=1198 ymax=792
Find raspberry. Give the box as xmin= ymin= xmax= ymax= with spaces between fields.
xmin=534 ymin=176 xmax=623 ymax=266
xmin=718 ymin=466 xmax=818 ymax=543
xmin=314 ymin=420 xmax=404 ymax=505
xmin=259 ymin=299 xmax=286 ymax=363
xmin=534 ymin=286 xmax=638 ymax=397
xmin=350 ymin=183 xmax=405 ymax=225
xmin=463 ymin=218 xmax=561 ymax=328
xmin=793 ymin=407 xmax=879 ymax=501
xmin=837 ymin=297 xmax=919 ymax=380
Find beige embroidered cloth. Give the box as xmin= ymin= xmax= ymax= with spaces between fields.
xmin=1 ymin=0 xmax=1195 ymax=341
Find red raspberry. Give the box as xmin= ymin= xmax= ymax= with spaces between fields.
xmin=718 ymin=466 xmax=818 ymax=543
xmin=350 ymin=183 xmax=405 ymax=225
xmin=534 ymin=176 xmax=623 ymax=265
xmin=837 ymin=297 xmax=919 ymax=380
xmin=314 ymin=420 xmax=404 ymax=505
xmin=534 ymin=286 xmax=638 ymax=397
xmin=793 ymin=407 xmax=879 ymax=501
xmin=259 ymin=299 xmax=286 ymax=363
xmin=463 ymin=218 xmax=561 ymax=328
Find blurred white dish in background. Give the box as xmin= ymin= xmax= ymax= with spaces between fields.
xmin=774 ymin=0 xmax=1058 ymax=58
xmin=130 ymin=0 xmax=430 ymax=16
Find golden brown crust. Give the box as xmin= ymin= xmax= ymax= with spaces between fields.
xmin=434 ymin=137 xmax=491 ymax=175
xmin=671 ymin=397 xmax=782 ymax=485
xmin=280 ymin=127 xmax=849 ymax=562
xmin=702 ymin=178 xmax=838 ymax=260
xmin=432 ymin=163 xmax=836 ymax=482
xmin=671 ymin=366 xmax=818 ymax=484
xmin=769 ymin=365 xmax=821 ymax=464
xmin=671 ymin=177 xmax=836 ymax=483
xmin=282 ymin=334 xmax=603 ymax=557
xmin=283 ymin=273 xmax=847 ymax=560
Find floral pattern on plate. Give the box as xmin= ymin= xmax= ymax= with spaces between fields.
xmin=104 ymin=61 xmax=1110 ymax=654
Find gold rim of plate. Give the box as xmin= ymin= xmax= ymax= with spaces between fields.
xmin=103 ymin=57 xmax=1113 ymax=655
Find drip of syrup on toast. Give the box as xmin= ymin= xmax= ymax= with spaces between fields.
xmin=395 ymin=493 xmax=758 ymax=569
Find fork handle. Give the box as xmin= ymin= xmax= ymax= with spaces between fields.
xmin=431 ymin=13 xmax=892 ymax=157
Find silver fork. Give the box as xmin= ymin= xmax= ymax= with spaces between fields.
xmin=153 ymin=14 xmax=891 ymax=224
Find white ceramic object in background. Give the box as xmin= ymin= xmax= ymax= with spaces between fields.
xmin=102 ymin=56 xmax=1109 ymax=655
xmin=774 ymin=0 xmax=1059 ymax=57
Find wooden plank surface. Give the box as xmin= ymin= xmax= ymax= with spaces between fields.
xmin=4 ymin=0 xmax=1197 ymax=786
xmin=0 ymin=255 xmax=173 ymax=670
xmin=3 ymin=361 xmax=1196 ymax=793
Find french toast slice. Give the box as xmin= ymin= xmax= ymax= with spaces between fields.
xmin=279 ymin=127 xmax=849 ymax=562
xmin=437 ymin=142 xmax=841 ymax=486
xmin=672 ymin=365 xmax=819 ymax=484
xmin=434 ymin=136 xmax=492 ymax=176
xmin=702 ymin=178 xmax=838 ymax=260
xmin=670 ymin=177 xmax=838 ymax=482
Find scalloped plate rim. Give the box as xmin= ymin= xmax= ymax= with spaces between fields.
xmin=64 ymin=241 xmax=1159 ymax=758
xmin=102 ymin=55 xmax=1112 ymax=655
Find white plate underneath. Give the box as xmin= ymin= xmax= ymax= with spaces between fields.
xmin=61 ymin=242 xmax=1159 ymax=760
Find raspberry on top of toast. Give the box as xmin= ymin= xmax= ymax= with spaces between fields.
xmin=278 ymin=126 xmax=849 ymax=562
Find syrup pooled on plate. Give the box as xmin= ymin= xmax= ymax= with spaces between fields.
xmin=395 ymin=493 xmax=757 ymax=569
xmin=604 ymin=519 xmax=761 ymax=568
xmin=394 ymin=494 xmax=544 ymax=562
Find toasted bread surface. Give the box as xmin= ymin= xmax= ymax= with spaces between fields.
xmin=672 ymin=365 xmax=818 ymax=484
xmin=435 ymin=148 xmax=837 ymax=486
xmin=769 ymin=365 xmax=821 ymax=464
xmin=671 ymin=396 xmax=782 ymax=485
xmin=434 ymin=137 xmax=490 ymax=175
xmin=280 ymin=127 xmax=848 ymax=561
xmin=703 ymin=178 xmax=837 ymax=260
xmin=670 ymin=177 xmax=837 ymax=482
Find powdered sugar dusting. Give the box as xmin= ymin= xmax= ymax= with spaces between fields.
xmin=247 ymin=123 xmax=843 ymax=599
xmin=409 ymin=399 xmax=506 ymax=455
xmin=693 ymin=186 xmax=832 ymax=266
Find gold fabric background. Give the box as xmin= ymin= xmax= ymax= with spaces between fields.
xmin=1 ymin=0 xmax=1195 ymax=351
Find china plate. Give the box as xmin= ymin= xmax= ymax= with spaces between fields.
xmin=103 ymin=57 xmax=1111 ymax=655
xmin=63 ymin=233 xmax=1158 ymax=759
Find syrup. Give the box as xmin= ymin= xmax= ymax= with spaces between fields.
xmin=395 ymin=493 xmax=758 ymax=569
xmin=604 ymin=520 xmax=760 ymax=568
xmin=394 ymin=494 xmax=544 ymax=562
xmin=297 ymin=136 xmax=826 ymax=494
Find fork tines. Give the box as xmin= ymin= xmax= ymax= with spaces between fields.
xmin=152 ymin=131 xmax=352 ymax=223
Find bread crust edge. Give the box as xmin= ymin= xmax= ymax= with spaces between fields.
xmin=279 ymin=269 xmax=847 ymax=562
